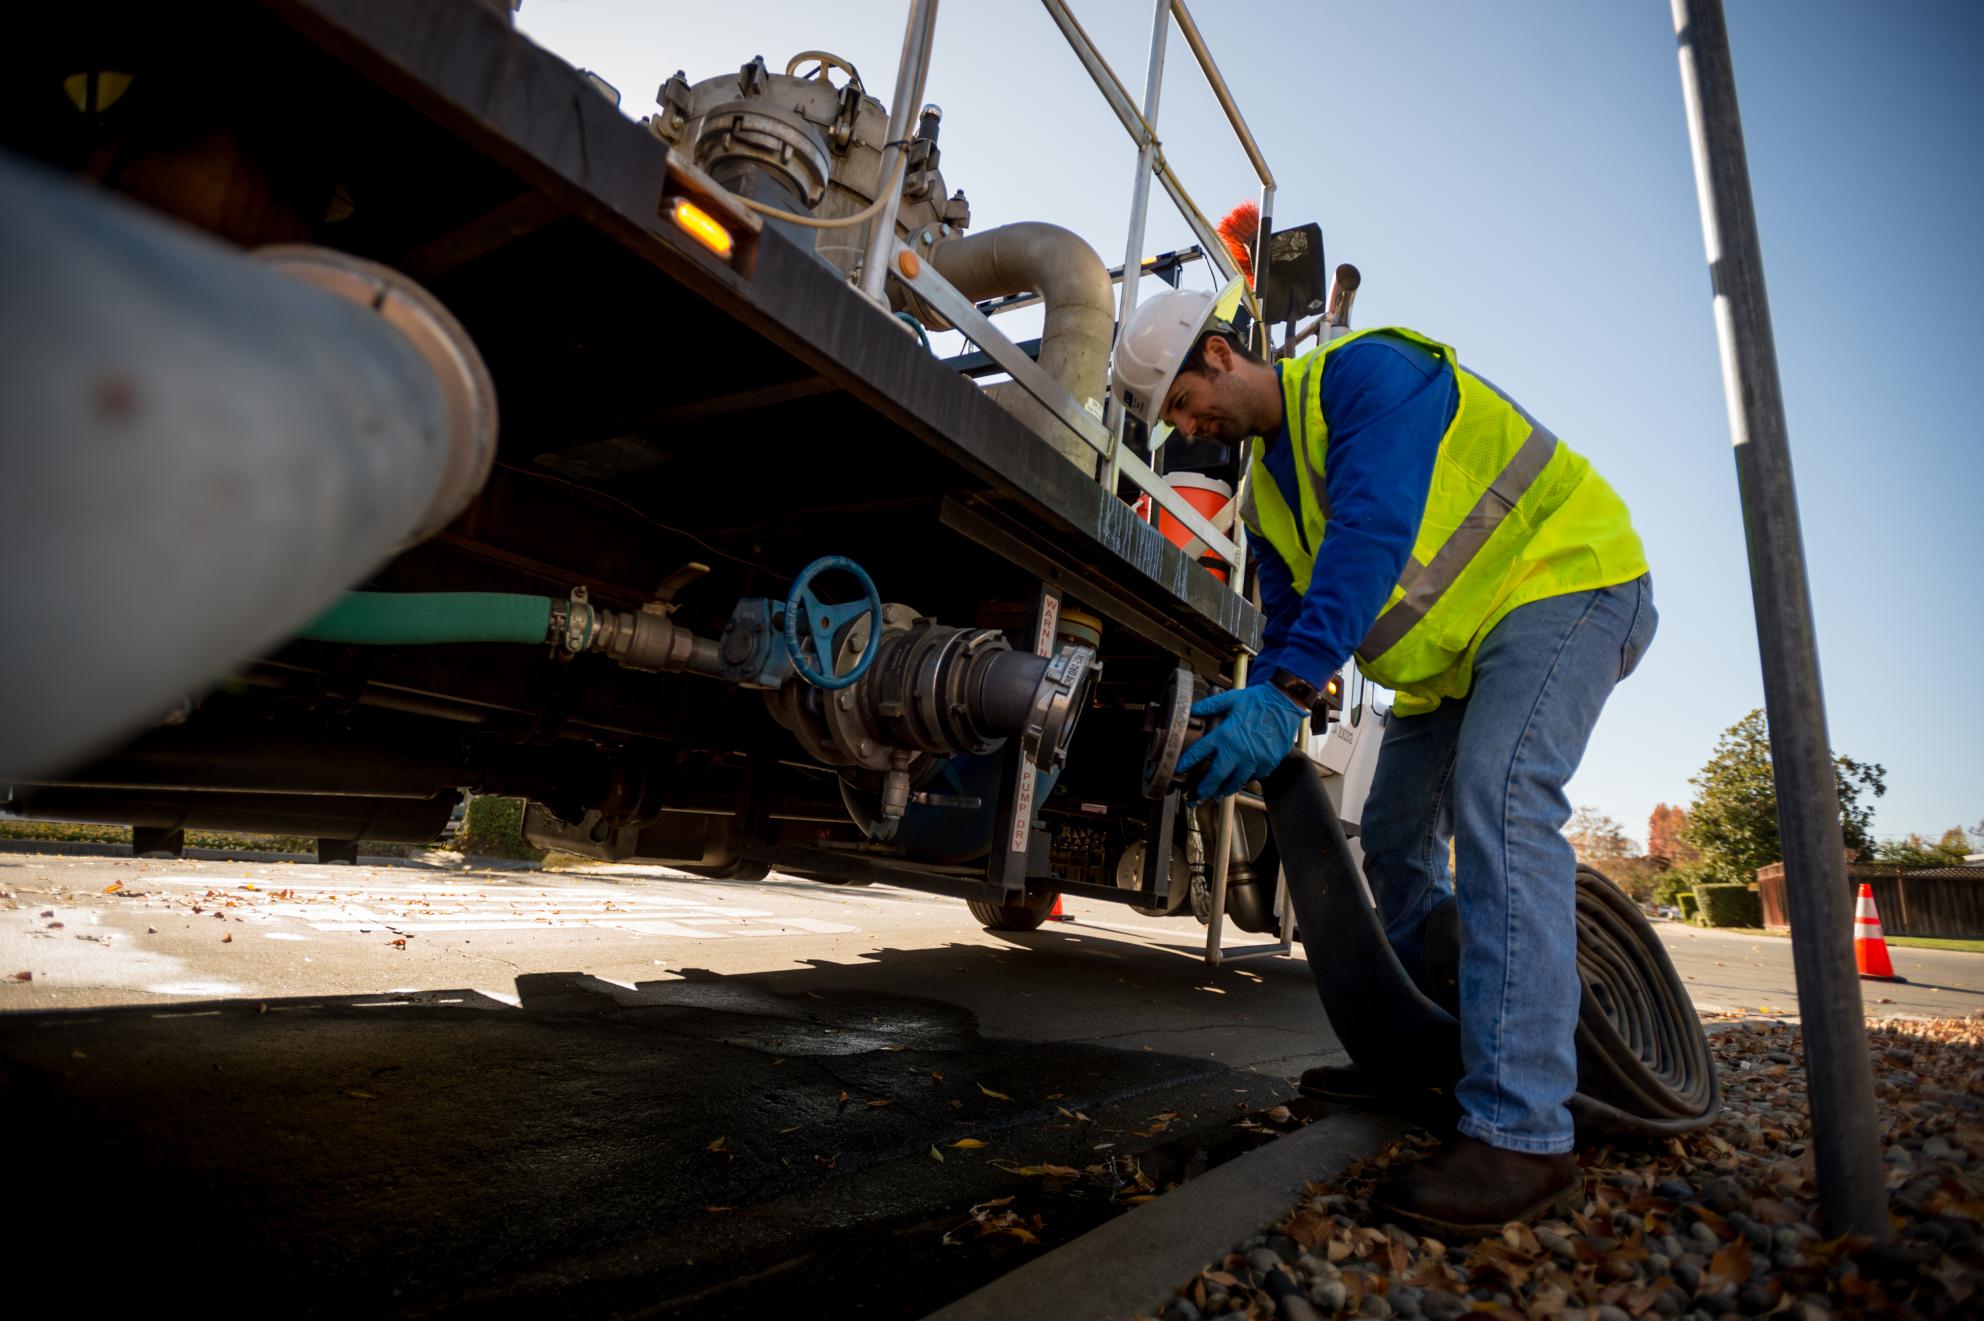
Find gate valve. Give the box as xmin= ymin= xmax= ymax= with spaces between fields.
xmin=783 ymin=556 xmax=884 ymax=690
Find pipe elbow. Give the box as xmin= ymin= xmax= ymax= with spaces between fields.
xmin=931 ymin=221 xmax=1112 ymax=321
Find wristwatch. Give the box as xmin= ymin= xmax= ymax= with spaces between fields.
xmin=1267 ymin=667 xmax=1325 ymax=712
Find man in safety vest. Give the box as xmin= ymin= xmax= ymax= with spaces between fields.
xmin=1111 ymin=287 xmax=1656 ymax=1235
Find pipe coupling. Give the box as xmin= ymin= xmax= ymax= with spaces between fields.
xmin=253 ymin=245 xmax=498 ymax=544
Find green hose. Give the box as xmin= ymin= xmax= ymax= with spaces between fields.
xmin=300 ymin=592 xmax=553 ymax=646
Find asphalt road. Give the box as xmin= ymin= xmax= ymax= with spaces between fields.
xmin=4 ymin=847 xmax=1978 ymax=1317
xmin=1652 ymin=919 xmax=1984 ymax=1019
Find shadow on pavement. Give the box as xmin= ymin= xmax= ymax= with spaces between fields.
xmin=2 ymin=937 xmax=1315 ymax=1319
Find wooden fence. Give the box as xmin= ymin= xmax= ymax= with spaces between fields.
xmin=1757 ymin=862 xmax=1984 ymax=939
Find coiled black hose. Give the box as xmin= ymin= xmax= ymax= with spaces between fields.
xmin=1261 ymin=756 xmax=1718 ymax=1139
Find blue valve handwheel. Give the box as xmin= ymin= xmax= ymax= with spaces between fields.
xmin=784 ymin=556 xmax=883 ymax=690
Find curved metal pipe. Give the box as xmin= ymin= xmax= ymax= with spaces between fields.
xmin=930 ymin=222 xmax=1115 ymax=470
xmin=0 ymin=154 xmax=496 ymax=782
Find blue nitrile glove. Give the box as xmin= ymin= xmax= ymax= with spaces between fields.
xmin=1176 ymin=683 xmax=1306 ymax=803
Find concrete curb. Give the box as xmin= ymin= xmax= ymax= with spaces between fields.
xmin=0 ymin=839 xmax=542 ymax=871
xmin=925 ymin=1109 xmax=1411 ymax=1321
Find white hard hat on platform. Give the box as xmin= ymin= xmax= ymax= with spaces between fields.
xmin=1110 ymin=278 xmax=1253 ymax=427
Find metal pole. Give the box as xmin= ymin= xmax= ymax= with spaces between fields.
xmin=858 ymin=0 xmax=940 ymax=305
xmin=1104 ymin=0 xmax=1171 ymax=492
xmin=1672 ymin=0 xmax=1885 ymax=1238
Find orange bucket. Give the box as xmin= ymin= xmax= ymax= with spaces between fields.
xmin=1154 ymin=472 xmax=1234 ymax=583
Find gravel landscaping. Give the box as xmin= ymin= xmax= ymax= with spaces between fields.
xmin=1142 ymin=1015 xmax=1984 ymax=1320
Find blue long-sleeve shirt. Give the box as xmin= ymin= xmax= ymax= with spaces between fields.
xmin=1249 ymin=334 xmax=1458 ymax=690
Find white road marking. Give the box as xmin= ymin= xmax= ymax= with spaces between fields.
xmin=121 ymin=872 xmax=859 ymax=940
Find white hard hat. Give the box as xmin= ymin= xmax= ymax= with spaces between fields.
xmin=1110 ymin=278 xmax=1254 ymax=427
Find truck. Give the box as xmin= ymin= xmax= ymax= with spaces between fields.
xmin=1 ymin=0 xmax=1385 ymax=963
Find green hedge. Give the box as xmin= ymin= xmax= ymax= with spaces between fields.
xmin=1677 ymin=891 xmax=1700 ymax=923
xmin=1695 ymin=882 xmax=1762 ymax=929
xmin=458 ymin=796 xmax=545 ymax=862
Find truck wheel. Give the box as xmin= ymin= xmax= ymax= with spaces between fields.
xmin=966 ymin=889 xmax=1058 ymax=931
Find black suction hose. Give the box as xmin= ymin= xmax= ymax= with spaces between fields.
xmin=1260 ymin=755 xmax=1719 ymax=1139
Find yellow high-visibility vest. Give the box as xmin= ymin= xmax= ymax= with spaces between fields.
xmin=1237 ymin=327 xmax=1648 ymax=716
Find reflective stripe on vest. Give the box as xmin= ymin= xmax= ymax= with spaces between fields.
xmin=1357 ymin=419 xmax=1557 ymax=661
xmin=1240 ymin=326 xmax=1647 ymax=709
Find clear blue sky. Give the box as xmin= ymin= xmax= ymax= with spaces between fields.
xmin=517 ymin=1 xmax=1982 ymax=850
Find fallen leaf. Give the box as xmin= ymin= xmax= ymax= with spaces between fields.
xmin=882 ymin=1044 xmax=906 ymax=1052
xmin=9 ymin=971 xmax=32 ymax=982
xmin=1265 ymin=1105 xmax=1292 ymax=1123
xmin=866 ymin=1098 xmax=893 ymax=1108
xmin=1705 ymin=1237 xmax=1753 ymax=1291
xmin=837 ymin=1091 xmax=850 ymax=1107
xmin=1045 ymin=1092 xmax=1064 ymax=1100
xmin=707 ymin=1136 xmax=730 ymax=1153
xmin=703 ymin=1206 xmax=734 ymax=1214
xmin=221 ymin=933 xmax=233 ymax=943
xmin=930 ymin=1146 xmax=944 ymax=1162
xmin=950 ymin=1139 xmax=989 ymax=1149
xmin=778 ymin=1125 xmax=802 ymax=1135
xmin=388 ymin=938 xmax=406 ymax=949
xmin=102 ymin=881 xmax=123 ymax=894
xmin=346 ymin=1089 xmax=376 ymax=1100
xmin=979 ymin=1084 xmax=1012 ymax=1101
xmin=972 ymin=1196 xmax=1015 ymax=1211
xmin=1041 ymin=1163 xmax=1080 ymax=1178
xmin=1152 ymin=1110 xmax=1181 ymax=1122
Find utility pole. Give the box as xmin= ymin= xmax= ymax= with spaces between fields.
xmin=1671 ymin=0 xmax=1886 ymax=1237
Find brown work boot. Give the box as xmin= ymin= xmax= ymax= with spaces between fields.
xmin=1371 ymin=1135 xmax=1581 ymax=1238
xmin=1297 ymin=1063 xmax=1384 ymax=1102
xmin=1298 ymin=1063 xmax=1460 ymax=1124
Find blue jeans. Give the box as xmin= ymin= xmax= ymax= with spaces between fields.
xmin=1359 ymin=574 xmax=1657 ymax=1154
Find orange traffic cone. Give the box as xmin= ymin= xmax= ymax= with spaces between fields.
xmin=1854 ymin=883 xmax=1907 ymax=983
xmin=1047 ymin=893 xmax=1072 ymax=922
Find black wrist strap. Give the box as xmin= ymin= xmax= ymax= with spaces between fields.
xmin=1268 ymin=668 xmax=1323 ymax=711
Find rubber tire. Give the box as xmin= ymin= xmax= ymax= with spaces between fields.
xmin=967 ymin=889 xmax=1059 ymax=931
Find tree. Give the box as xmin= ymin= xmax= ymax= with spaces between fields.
xmin=1875 ymin=828 xmax=1976 ymax=868
xmin=1567 ymin=806 xmax=1637 ymax=866
xmin=1682 ymin=709 xmax=1887 ymax=886
xmin=1647 ymin=803 xmax=1699 ymax=866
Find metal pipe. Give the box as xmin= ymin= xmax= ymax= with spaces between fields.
xmin=1672 ymin=0 xmax=1884 ymax=1237
xmin=0 ymin=154 xmax=495 ymax=783
xmin=1169 ymin=0 xmax=1275 ymax=188
xmin=928 ymin=222 xmax=1117 ymax=470
xmin=1105 ymin=0 xmax=1173 ymax=492
xmin=857 ymin=0 xmax=941 ymax=304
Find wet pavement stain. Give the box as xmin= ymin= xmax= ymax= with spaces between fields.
xmin=0 ymin=971 xmax=1246 ymax=1318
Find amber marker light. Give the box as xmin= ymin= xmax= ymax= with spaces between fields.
xmin=670 ymin=198 xmax=734 ymax=260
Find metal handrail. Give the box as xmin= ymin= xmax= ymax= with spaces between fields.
xmin=888 ymin=238 xmax=1241 ymax=567
xmin=1037 ymin=1 xmax=1243 ymax=294
xmin=1168 ymin=1 xmax=1275 ymax=191
xmin=877 ymin=1 xmax=1291 ymax=964
xmin=857 ymin=0 xmax=941 ymax=305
